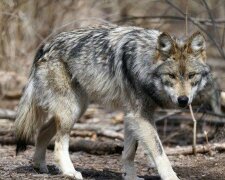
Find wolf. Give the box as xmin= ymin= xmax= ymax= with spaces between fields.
xmin=15 ymin=25 xmax=212 ymax=180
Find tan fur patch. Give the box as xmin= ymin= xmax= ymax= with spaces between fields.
xmin=201 ymin=50 xmax=207 ymax=62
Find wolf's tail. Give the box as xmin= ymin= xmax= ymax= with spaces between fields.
xmin=15 ymin=71 xmax=43 ymax=154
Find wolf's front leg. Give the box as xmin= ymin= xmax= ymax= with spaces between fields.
xmin=128 ymin=113 xmax=179 ymax=180
xmin=122 ymin=117 xmax=144 ymax=180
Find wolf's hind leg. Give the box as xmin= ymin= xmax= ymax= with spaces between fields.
xmin=33 ymin=117 xmax=57 ymax=173
xmin=51 ymin=90 xmax=87 ymax=179
xmin=34 ymin=60 xmax=88 ymax=178
xmin=122 ymin=117 xmax=144 ymax=180
xmin=53 ymin=107 xmax=84 ymax=179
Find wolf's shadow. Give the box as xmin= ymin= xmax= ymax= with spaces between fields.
xmin=14 ymin=165 xmax=160 ymax=180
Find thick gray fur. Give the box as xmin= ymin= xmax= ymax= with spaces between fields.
xmin=15 ymin=25 xmax=213 ymax=180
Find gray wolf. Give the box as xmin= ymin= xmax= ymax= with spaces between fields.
xmin=14 ymin=25 xmax=212 ymax=180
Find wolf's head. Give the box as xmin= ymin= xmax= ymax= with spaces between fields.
xmin=150 ymin=31 xmax=212 ymax=108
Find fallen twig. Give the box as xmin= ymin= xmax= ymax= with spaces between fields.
xmin=3 ymin=91 xmax=22 ymax=100
xmin=155 ymin=110 xmax=183 ymax=122
xmin=73 ymin=124 xmax=124 ymax=140
xmin=156 ymin=110 xmax=225 ymax=125
xmin=165 ymin=143 xmax=225 ymax=156
xmin=70 ymin=130 xmax=95 ymax=138
xmin=71 ymin=128 xmax=124 ymax=140
xmin=73 ymin=123 xmax=123 ymax=132
xmin=96 ymin=129 xmax=124 ymax=140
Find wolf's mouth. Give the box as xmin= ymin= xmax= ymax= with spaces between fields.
xmin=178 ymin=103 xmax=188 ymax=108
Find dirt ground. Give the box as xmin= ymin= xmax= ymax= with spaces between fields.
xmin=1 ymin=144 xmax=225 ymax=180
xmin=1 ymin=103 xmax=225 ymax=180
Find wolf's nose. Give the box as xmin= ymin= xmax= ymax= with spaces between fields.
xmin=178 ymin=96 xmax=189 ymax=107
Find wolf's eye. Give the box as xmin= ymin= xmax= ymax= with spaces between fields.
xmin=168 ymin=74 xmax=176 ymax=79
xmin=188 ymin=73 xmax=196 ymax=79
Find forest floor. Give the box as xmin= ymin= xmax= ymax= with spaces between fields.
xmin=0 ymin=103 xmax=225 ymax=180
xmin=0 ymin=146 xmax=225 ymax=180
xmin=1 ymin=142 xmax=225 ymax=180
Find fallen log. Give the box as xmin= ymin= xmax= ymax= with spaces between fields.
xmin=165 ymin=143 xmax=225 ymax=156
xmin=1 ymin=133 xmax=225 ymax=156
xmin=0 ymin=135 xmax=123 ymax=155
xmin=73 ymin=124 xmax=124 ymax=140
xmin=0 ymin=108 xmax=16 ymax=120
xmin=68 ymin=139 xmax=123 ymax=155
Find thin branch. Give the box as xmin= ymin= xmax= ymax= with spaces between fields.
xmin=201 ymin=0 xmax=221 ymax=44
xmin=164 ymin=0 xmax=225 ymax=60
xmin=72 ymin=126 xmax=124 ymax=140
xmin=73 ymin=123 xmax=123 ymax=132
xmin=157 ymin=108 xmax=225 ymax=119
xmin=116 ymin=15 xmax=225 ymax=27
xmin=185 ymin=0 xmax=189 ymax=36
xmin=157 ymin=115 xmax=225 ymax=126
xmin=221 ymin=25 xmax=225 ymax=48
xmin=155 ymin=110 xmax=183 ymax=121
xmin=189 ymin=104 xmax=197 ymax=155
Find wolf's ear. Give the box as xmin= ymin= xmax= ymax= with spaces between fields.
xmin=187 ymin=31 xmax=206 ymax=54
xmin=157 ymin=32 xmax=175 ymax=57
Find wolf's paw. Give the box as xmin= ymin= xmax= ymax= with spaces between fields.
xmin=64 ymin=170 xmax=83 ymax=180
xmin=122 ymin=173 xmax=144 ymax=180
xmin=164 ymin=176 xmax=180 ymax=180
xmin=136 ymin=177 xmax=144 ymax=180
xmin=33 ymin=162 xmax=49 ymax=174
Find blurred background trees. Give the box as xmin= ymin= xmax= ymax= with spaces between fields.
xmin=0 ymin=0 xmax=224 ymax=75
xmin=1 ymin=0 xmax=224 ymax=108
